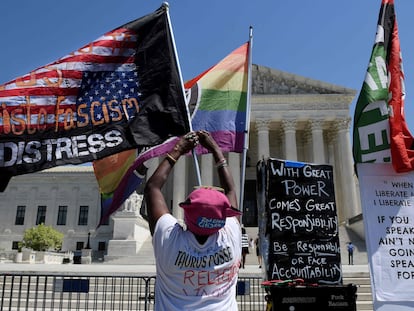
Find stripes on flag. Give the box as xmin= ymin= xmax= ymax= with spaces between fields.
xmin=1 ymin=28 xmax=139 ymax=133
xmin=0 ymin=5 xmax=189 ymax=190
xmin=187 ymin=43 xmax=249 ymax=154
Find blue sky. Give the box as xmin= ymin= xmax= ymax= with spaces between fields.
xmin=1 ymin=0 xmax=414 ymax=130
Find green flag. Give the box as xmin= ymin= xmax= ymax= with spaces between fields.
xmin=353 ymin=0 xmax=414 ymax=172
xmin=352 ymin=3 xmax=392 ymax=164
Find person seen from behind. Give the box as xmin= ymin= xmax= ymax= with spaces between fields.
xmin=255 ymin=235 xmax=262 ymax=268
xmin=144 ymin=130 xmax=242 ymax=310
xmin=241 ymin=227 xmax=249 ymax=268
xmin=347 ymin=241 xmax=355 ymax=265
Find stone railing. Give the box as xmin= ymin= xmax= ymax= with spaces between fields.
xmin=8 ymin=249 xmax=74 ymax=264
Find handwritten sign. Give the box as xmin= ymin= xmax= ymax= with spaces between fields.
xmin=358 ymin=163 xmax=414 ymax=301
xmin=265 ymin=159 xmax=342 ymax=284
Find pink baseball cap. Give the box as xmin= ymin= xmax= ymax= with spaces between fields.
xmin=179 ymin=187 xmax=242 ymax=236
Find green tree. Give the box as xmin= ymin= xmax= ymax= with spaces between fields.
xmin=20 ymin=224 xmax=64 ymax=251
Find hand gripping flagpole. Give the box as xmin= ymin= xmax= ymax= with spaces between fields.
xmin=239 ymin=27 xmax=253 ymax=218
xmin=164 ymin=2 xmax=202 ymax=186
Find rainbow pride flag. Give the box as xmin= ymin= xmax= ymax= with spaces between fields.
xmin=185 ymin=43 xmax=249 ymax=153
xmin=96 ymin=42 xmax=250 ymax=225
xmin=93 ymin=149 xmax=137 ymax=195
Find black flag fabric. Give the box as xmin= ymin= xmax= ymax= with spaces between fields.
xmin=0 ymin=5 xmax=189 ymax=189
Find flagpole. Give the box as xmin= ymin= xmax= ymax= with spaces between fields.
xmin=239 ymin=27 xmax=253 ymax=217
xmin=164 ymin=2 xmax=202 ymax=185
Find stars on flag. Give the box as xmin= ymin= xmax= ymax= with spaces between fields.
xmin=77 ymin=71 xmax=140 ymax=124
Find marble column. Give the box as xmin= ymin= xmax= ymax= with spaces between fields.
xmin=172 ymin=156 xmax=186 ymax=221
xmin=325 ymin=127 xmax=343 ymax=222
xmin=325 ymin=130 xmax=336 ymax=165
xmin=255 ymin=118 xmax=271 ymax=160
xmin=335 ymin=118 xmax=361 ymax=219
xmin=281 ymin=119 xmax=297 ymax=161
xmin=302 ymin=125 xmax=312 ymax=163
xmin=201 ymin=154 xmax=214 ymax=186
xmin=228 ymin=153 xmax=241 ymax=206
xmin=310 ymin=119 xmax=325 ymax=164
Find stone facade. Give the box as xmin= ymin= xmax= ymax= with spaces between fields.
xmin=0 ymin=166 xmax=111 ymax=255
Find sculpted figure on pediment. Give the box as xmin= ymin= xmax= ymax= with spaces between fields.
xmin=252 ymin=64 xmax=352 ymax=95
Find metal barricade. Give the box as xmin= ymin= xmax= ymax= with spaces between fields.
xmin=0 ymin=274 xmax=266 ymax=310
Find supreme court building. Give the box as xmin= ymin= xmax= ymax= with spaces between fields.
xmin=0 ymin=64 xmax=362 ymax=261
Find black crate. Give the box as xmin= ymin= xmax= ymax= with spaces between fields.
xmin=269 ymin=284 xmax=357 ymax=311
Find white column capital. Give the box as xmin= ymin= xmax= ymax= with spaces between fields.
xmin=308 ymin=119 xmax=325 ymax=164
xmin=255 ymin=118 xmax=271 ymax=132
xmin=334 ymin=117 xmax=351 ymax=132
xmin=281 ymin=119 xmax=297 ymax=160
xmin=255 ymin=118 xmax=271 ymax=159
xmin=309 ymin=119 xmax=324 ymax=131
xmin=281 ymin=119 xmax=297 ymax=132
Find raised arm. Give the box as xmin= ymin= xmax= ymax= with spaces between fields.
xmin=197 ymin=130 xmax=240 ymax=220
xmin=144 ymin=133 xmax=199 ymax=235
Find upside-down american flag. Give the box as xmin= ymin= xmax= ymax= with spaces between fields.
xmin=0 ymin=5 xmax=189 ymax=191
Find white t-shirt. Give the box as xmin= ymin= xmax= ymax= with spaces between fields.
xmin=153 ymin=213 xmax=241 ymax=311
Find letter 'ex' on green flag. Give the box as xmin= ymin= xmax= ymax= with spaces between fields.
xmin=0 ymin=4 xmax=190 ymax=191
xmin=352 ymin=0 xmax=414 ymax=173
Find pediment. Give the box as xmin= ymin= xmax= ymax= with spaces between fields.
xmin=252 ymin=64 xmax=356 ymax=95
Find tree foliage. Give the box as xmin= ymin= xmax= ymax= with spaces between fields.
xmin=20 ymin=224 xmax=64 ymax=251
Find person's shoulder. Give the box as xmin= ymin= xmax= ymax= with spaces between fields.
xmin=225 ymin=217 xmax=241 ymax=233
xmin=154 ymin=214 xmax=178 ymax=234
xmin=226 ymin=216 xmax=240 ymax=226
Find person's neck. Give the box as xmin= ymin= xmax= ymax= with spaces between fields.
xmin=195 ymin=235 xmax=208 ymax=244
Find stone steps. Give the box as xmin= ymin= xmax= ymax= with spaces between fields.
xmin=343 ymin=272 xmax=373 ymax=310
